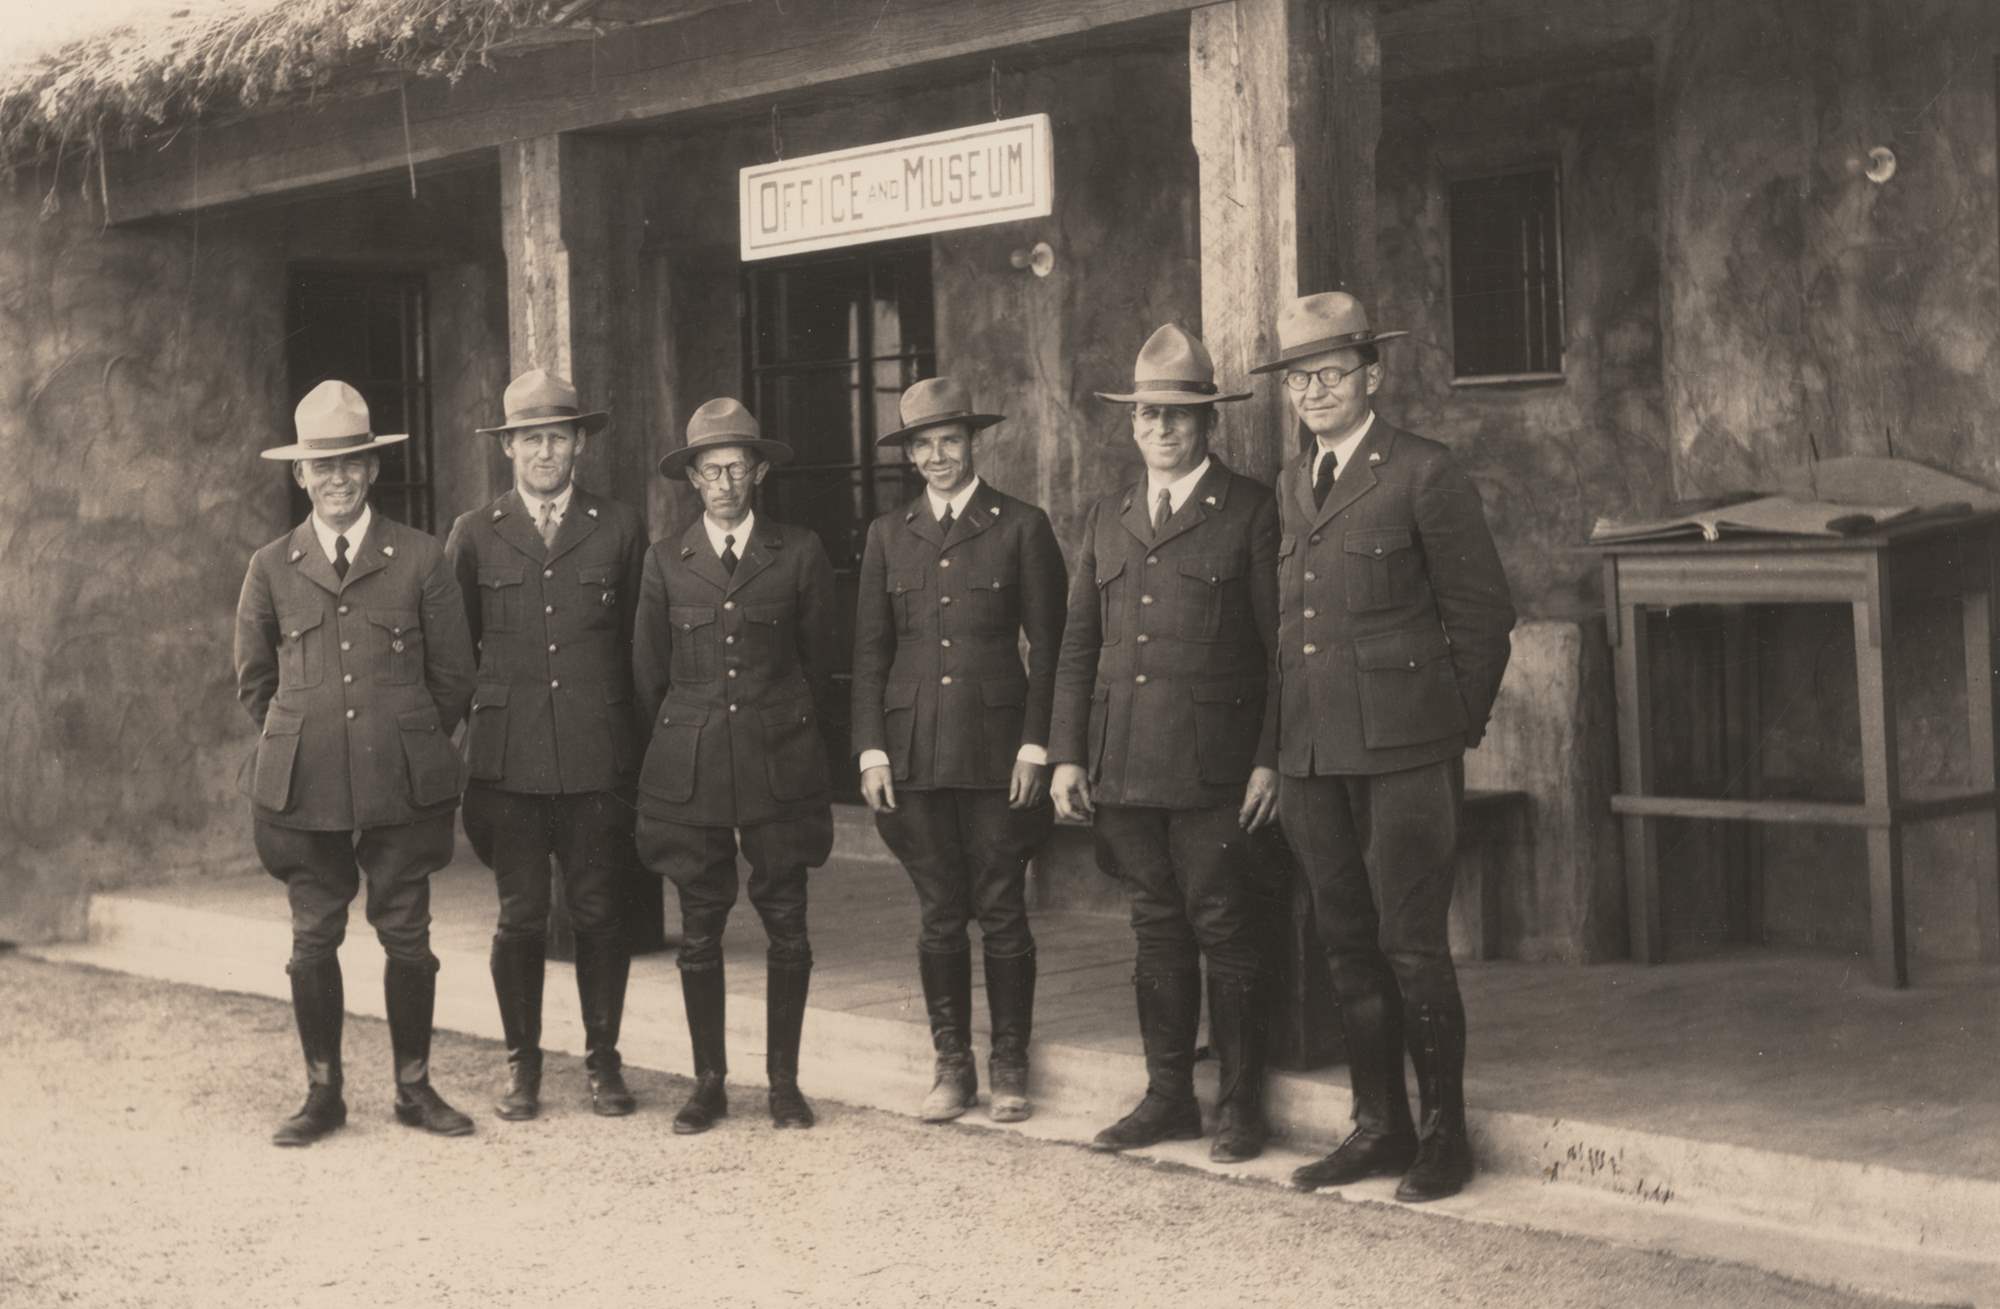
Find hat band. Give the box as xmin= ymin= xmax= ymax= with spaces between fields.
xmin=301 ymin=431 xmax=375 ymax=450
xmin=1280 ymin=329 xmax=1383 ymax=357
xmin=1130 ymin=377 xmax=1217 ymax=395
xmin=507 ymin=403 xmax=583 ymax=422
xmin=899 ymin=409 xmax=977 ymax=426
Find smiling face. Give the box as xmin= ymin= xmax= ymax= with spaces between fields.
xmin=686 ymin=445 xmax=767 ymax=528
xmin=1130 ymin=402 xmax=1214 ymax=480
xmin=1286 ymin=346 xmax=1382 ymax=443
xmin=293 ymin=453 xmax=378 ymax=532
xmin=501 ymin=422 xmax=585 ymax=499
xmin=905 ymin=424 xmax=976 ymax=498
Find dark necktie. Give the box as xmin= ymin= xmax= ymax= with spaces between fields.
xmin=720 ymin=533 xmax=738 ymax=575
xmin=333 ymin=534 xmax=350 ymax=581
xmin=1152 ymin=489 xmax=1173 ymax=536
xmin=938 ymin=504 xmax=955 ymax=537
xmin=1313 ymin=451 xmax=1338 ymax=509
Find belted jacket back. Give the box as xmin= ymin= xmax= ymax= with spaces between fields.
xmin=850 ymin=482 xmax=1067 ymax=790
xmin=443 ymin=487 xmax=648 ymax=794
xmin=1048 ymin=458 xmax=1280 ymax=810
xmin=1274 ymin=421 xmax=1515 ymax=776
xmin=632 ymin=516 xmax=837 ymax=827
xmin=234 ymin=513 xmax=476 ymax=831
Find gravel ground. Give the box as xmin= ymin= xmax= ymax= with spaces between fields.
xmin=0 ymin=951 xmax=1910 ymax=1309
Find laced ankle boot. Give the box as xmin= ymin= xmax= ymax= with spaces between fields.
xmin=1090 ymin=971 xmax=1203 ymax=1152
xmin=273 ymin=957 xmax=346 ymax=1147
xmin=489 ymin=934 xmax=544 ymax=1121
xmin=917 ymin=948 xmax=977 ymax=1122
xmin=674 ymin=966 xmax=730 ymax=1135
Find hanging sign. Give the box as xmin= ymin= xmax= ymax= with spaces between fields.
xmin=739 ymin=113 xmax=1053 ymax=260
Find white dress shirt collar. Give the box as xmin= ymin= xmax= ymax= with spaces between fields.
xmin=311 ymin=504 xmax=371 ymax=565
xmin=1314 ymin=410 xmax=1376 ymax=482
xmin=704 ymin=510 xmax=755 ymax=558
xmin=518 ymin=482 xmax=574 ymax=530
xmin=1145 ymin=456 xmax=1212 ymax=515
xmin=927 ymin=476 xmax=982 ymax=524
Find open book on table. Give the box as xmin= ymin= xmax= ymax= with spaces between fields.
xmin=1588 ymin=495 xmax=1926 ymax=544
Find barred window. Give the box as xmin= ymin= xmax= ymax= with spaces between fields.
xmin=1448 ymin=167 xmax=1564 ymax=383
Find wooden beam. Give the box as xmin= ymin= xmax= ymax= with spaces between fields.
xmin=1190 ymin=0 xmax=1379 ymax=485
xmin=104 ymin=0 xmax=1205 ymax=225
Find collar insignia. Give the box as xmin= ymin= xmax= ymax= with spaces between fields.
xmin=381 ymin=545 xmax=395 ymax=558
xmin=1368 ymin=451 xmax=1383 ymax=465
xmin=289 ymin=549 xmax=304 ymax=563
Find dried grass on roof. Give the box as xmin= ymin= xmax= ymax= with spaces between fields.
xmin=0 ymin=0 xmax=574 ymax=168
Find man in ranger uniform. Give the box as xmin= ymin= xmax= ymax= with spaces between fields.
xmin=1257 ymin=293 xmax=1515 ymax=1202
xmin=235 ymin=379 xmax=478 ymax=1146
xmin=1048 ymin=324 xmax=1282 ymax=1164
xmin=444 ymin=369 xmax=650 ymax=1121
xmin=851 ymin=377 xmax=1067 ymax=1124
xmin=633 ymin=398 xmax=837 ymax=1134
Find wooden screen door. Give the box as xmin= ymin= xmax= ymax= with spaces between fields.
xmin=743 ymin=240 xmax=936 ymax=799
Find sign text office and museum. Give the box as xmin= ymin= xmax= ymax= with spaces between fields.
xmin=739 ymin=114 xmax=1054 ymax=260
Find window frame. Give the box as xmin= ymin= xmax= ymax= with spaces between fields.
xmin=1444 ymin=161 xmax=1567 ymax=388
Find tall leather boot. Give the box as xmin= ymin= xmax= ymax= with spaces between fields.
xmin=1396 ymin=999 xmax=1473 ymax=1202
xmin=385 ymin=958 xmax=474 ymax=1137
xmin=766 ymin=962 xmax=816 ymax=1129
xmin=272 ymin=957 xmax=347 ymax=1147
xmin=575 ymin=932 xmax=636 ymax=1116
xmin=1207 ymin=972 xmax=1269 ymax=1163
xmin=673 ymin=967 xmax=729 ymax=1135
xmin=1090 ymin=970 xmax=1203 ymax=1152
xmin=917 ymin=948 xmax=977 ymax=1122
xmin=1292 ymin=984 xmax=1418 ymax=1189
xmin=490 ymin=934 xmax=545 ymax=1121
xmin=984 ymin=948 xmax=1036 ymax=1124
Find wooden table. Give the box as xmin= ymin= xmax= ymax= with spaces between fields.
xmin=1594 ymin=512 xmax=2000 ymax=987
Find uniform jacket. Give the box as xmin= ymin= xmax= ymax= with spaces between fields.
xmin=235 ymin=512 xmax=477 ymax=831
xmin=632 ymin=516 xmax=836 ymax=827
xmin=1275 ymin=420 xmax=1515 ymax=777
xmin=1048 ymin=458 xmax=1280 ymax=810
xmin=850 ymin=481 xmax=1067 ymax=790
xmin=443 ymin=486 xmax=648 ymax=795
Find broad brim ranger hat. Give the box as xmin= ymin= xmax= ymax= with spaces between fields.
xmin=658 ymin=397 xmax=795 ymax=477
xmin=876 ymin=376 xmax=1005 ymax=447
xmin=1095 ymin=323 xmax=1253 ymax=405
xmin=260 ymin=380 xmax=410 ymax=461
xmin=476 ymin=368 xmax=610 ymax=435
xmin=1250 ymin=291 xmax=1409 ymax=374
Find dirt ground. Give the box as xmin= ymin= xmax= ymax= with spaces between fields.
xmin=0 ymin=952 xmax=1913 ymax=1309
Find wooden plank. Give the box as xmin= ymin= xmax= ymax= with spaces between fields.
xmin=1610 ymin=794 xmax=1885 ymax=826
xmin=104 ymin=0 xmax=1207 ymax=225
xmin=1964 ymin=547 xmax=2000 ymax=962
xmin=1190 ymin=0 xmax=1379 ymax=485
xmin=1613 ymin=598 xmax=1664 ymax=963
xmin=1851 ymin=564 xmax=1909 ymax=988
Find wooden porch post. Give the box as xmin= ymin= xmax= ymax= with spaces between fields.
xmin=497 ymin=131 xmax=668 ymax=957
xmin=1190 ymin=0 xmax=1380 ymax=484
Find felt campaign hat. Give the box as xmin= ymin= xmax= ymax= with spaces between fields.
xmin=875 ymin=377 xmax=1005 ymax=448
xmin=1250 ymin=291 xmax=1409 ymax=374
xmin=657 ymin=397 xmax=794 ymax=477
xmin=259 ymin=380 xmax=410 ymax=461
xmin=1095 ymin=323 xmax=1253 ymax=405
xmin=475 ymin=368 xmax=610 ymax=435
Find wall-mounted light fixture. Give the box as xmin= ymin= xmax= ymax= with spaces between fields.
xmin=1010 ymin=241 xmax=1055 ymax=277
xmin=1863 ymin=146 xmax=1897 ymax=184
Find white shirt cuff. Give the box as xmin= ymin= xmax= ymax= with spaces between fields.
xmin=1015 ymin=744 xmax=1048 ymax=766
xmin=857 ymin=750 xmax=891 ymax=773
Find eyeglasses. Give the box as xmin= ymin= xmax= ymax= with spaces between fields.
xmin=691 ymin=461 xmax=756 ymax=483
xmin=1283 ymin=363 xmax=1368 ymax=392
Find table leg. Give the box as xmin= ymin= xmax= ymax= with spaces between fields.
xmin=1963 ymin=579 xmax=2000 ymax=964
xmin=1853 ymin=585 xmax=1908 ymax=988
xmin=1615 ymin=600 xmax=1663 ymax=964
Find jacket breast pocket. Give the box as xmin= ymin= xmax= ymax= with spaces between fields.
xmin=890 ymin=568 xmax=930 ymax=632
xmin=1191 ymin=679 xmax=1263 ymax=784
xmin=1176 ymin=553 xmax=1248 ymax=642
xmin=642 ymin=700 xmax=706 ymax=803
xmin=882 ymin=681 xmax=919 ymax=781
xmin=252 ymin=707 xmax=304 ymax=811
xmin=762 ymin=697 xmax=829 ymax=802
xmin=742 ymin=602 xmax=794 ymax=668
xmin=369 ymin=610 xmax=423 ymax=685
xmin=669 ymin=605 xmax=718 ymax=681
xmin=477 ymin=566 xmax=525 ymax=633
xmin=398 ymin=706 xmax=461 ymax=809
xmin=1094 ymin=561 xmax=1126 ymax=645
xmin=1344 ymin=528 xmax=1421 ymax=614
xmin=276 ymin=609 xmax=325 ymax=690
xmin=576 ymin=564 xmax=619 ymax=629
xmin=465 ymin=684 xmax=509 ymax=782
xmin=962 ymin=574 xmax=1017 ymax=633
xmin=1353 ymin=626 xmax=1468 ymax=750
